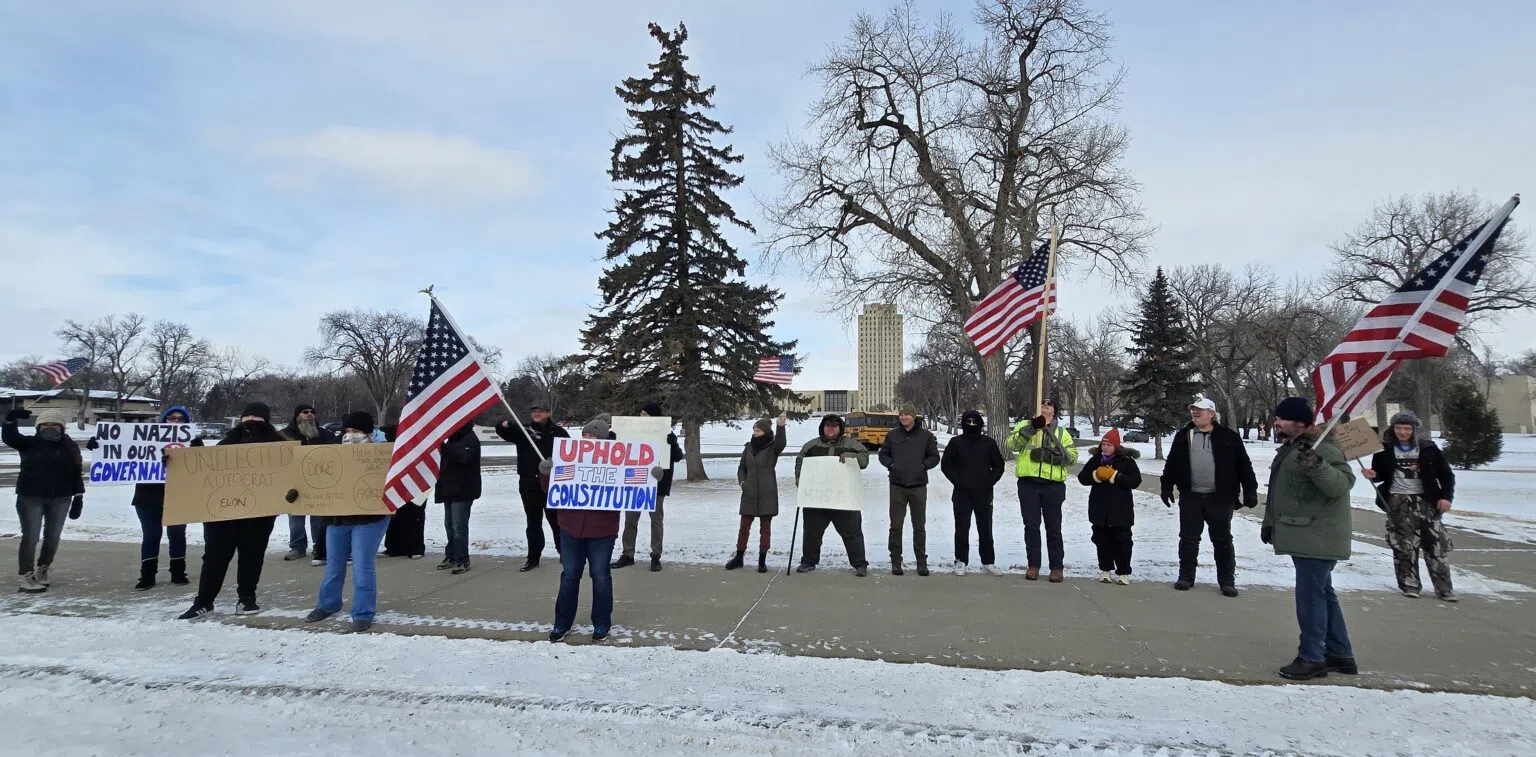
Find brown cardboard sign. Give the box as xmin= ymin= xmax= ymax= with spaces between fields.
xmin=1331 ymin=417 xmax=1382 ymax=461
xmin=163 ymin=441 xmax=394 ymax=525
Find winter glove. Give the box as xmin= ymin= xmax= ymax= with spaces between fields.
xmin=1028 ymin=449 xmax=1043 ymax=463
xmin=1030 ymin=416 xmax=1046 ymax=430
xmin=538 ymin=459 xmax=554 ymax=475
xmin=284 ymin=489 xmax=300 ymax=504
xmin=69 ymin=495 xmax=83 ymax=520
xmin=1093 ymin=466 xmax=1116 ymax=483
xmin=85 ymin=437 xmax=99 ymax=451
xmin=1242 ymin=492 xmax=1259 ymax=509
xmin=1260 ymin=525 xmax=1273 ymax=544
xmin=1294 ymin=440 xmax=1321 ymax=471
xmin=1043 ymin=448 xmax=1068 ymax=466
xmin=838 ymin=452 xmax=849 ymax=462
xmin=650 ymin=466 xmax=664 ymax=480
xmin=1160 ymin=490 xmax=1176 ymax=508
xmin=4 ymin=408 xmax=30 ymax=423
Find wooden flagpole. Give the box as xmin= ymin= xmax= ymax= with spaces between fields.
xmin=1033 ymin=226 xmax=1060 ymax=410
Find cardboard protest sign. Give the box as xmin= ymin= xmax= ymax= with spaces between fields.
xmin=1332 ymin=417 xmax=1382 ymax=461
xmin=795 ymin=456 xmax=863 ymax=511
xmin=88 ymin=422 xmax=199 ymax=486
xmin=544 ymin=437 xmax=660 ymax=512
xmin=610 ymin=415 xmax=673 ymax=467
xmin=163 ymin=442 xmax=394 ymax=526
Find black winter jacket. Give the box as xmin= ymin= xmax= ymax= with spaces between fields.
xmin=220 ymin=420 xmax=289 ymax=446
xmin=940 ymin=431 xmax=1005 ymax=492
xmin=1161 ymin=423 xmax=1259 ymax=507
xmin=3 ymin=422 xmax=85 ymax=499
xmin=1078 ymin=452 xmax=1143 ymax=527
xmin=496 ymin=419 xmax=568 ymax=477
xmin=435 ymin=426 xmax=482 ymax=503
xmin=878 ymin=421 xmax=940 ymax=488
xmin=1369 ymin=436 xmax=1455 ymax=506
xmin=657 ymin=432 xmax=684 ymax=498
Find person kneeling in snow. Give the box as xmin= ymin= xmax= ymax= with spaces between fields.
xmin=1077 ymin=428 xmax=1142 ymax=585
xmin=540 ymin=416 xmax=663 ymax=643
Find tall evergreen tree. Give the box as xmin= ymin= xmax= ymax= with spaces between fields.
xmin=583 ymin=23 xmax=792 ymax=481
xmin=1442 ymin=382 xmax=1503 ymax=469
xmin=1119 ymin=267 xmax=1200 ymax=459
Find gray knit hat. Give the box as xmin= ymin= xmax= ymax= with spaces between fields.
xmin=582 ymin=417 xmax=611 ymax=439
xmin=35 ymin=408 xmax=70 ymax=429
xmin=1389 ymin=410 xmax=1421 ymax=428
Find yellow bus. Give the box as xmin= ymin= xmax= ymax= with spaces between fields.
xmin=843 ymin=411 xmax=922 ymax=450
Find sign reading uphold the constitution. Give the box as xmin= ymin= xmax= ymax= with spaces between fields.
xmin=544 ymin=437 xmax=659 ymax=512
xmin=163 ymin=441 xmax=394 ymax=526
xmin=87 ymin=422 xmax=199 ymax=486
xmin=796 ymin=456 xmax=863 ymax=510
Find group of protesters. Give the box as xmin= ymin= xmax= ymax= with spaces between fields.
xmin=5 ymin=390 xmax=1460 ymax=680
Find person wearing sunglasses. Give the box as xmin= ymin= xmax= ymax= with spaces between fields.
xmin=280 ymin=403 xmax=339 ymax=564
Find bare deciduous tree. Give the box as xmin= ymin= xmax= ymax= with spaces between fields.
xmin=515 ymin=352 xmax=580 ymax=416
xmin=1054 ymin=314 xmax=1126 ymax=435
xmin=58 ymin=313 xmax=150 ymax=420
xmin=899 ymin=324 xmax=981 ymax=432
xmin=304 ymin=310 xmax=424 ymax=421
xmin=1169 ymin=264 xmax=1274 ymax=427
xmin=765 ymin=0 xmax=1150 ymax=443
xmin=145 ymin=321 xmax=215 ymax=410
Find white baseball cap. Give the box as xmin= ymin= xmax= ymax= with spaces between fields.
xmin=1188 ymin=397 xmax=1217 ymax=412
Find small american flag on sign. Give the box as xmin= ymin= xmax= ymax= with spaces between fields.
xmin=552 ymin=465 xmax=575 ymax=483
xmin=623 ymin=468 xmax=649 ymax=486
xmin=29 ymin=357 xmax=88 ymax=387
xmin=753 ymin=355 xmax=794 ymax=386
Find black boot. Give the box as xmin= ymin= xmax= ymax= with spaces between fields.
xmin=135 ymin=559 xmax=158 ymax=591
xmin=611 ymin=555 xmax=636 ymax=569
xmin=168 ymin=558 xmax=189 ymax=585
xmin=725 ymin=550 xmax=745 ymax=570
xmin=757 ymin=550 xmax=768 ymax=574
xmin=1278 ymin=657 xmax=1329 ymax=680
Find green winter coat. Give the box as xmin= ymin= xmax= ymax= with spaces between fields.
xmin=794 ymin=434 xmax=869 ymax=484
xmin=1263 ymin=432 xmax=1356 ymax=561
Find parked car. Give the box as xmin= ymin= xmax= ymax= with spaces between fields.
xmin=194 ymin=422 xmax=229 ymax=440
xmin=322 ymin=421 xmax=344 ymax=435
xmin=1121 ymin=429 xmax=1150 ymax=443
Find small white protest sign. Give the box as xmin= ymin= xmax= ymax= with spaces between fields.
xmin=611 ymin=415 xmax=673 ymax=467
xmin=88 ymin=422 xmax=198 ymax=486
xmin=796 ymin=456 xmax=863 ymax=511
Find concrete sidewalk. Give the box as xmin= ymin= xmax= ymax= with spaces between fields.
xmin=3 ymin=536 xmax=1533 ymax=698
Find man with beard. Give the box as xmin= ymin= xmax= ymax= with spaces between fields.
xmin=281 ymin=403 xmax=338 ymax=565
xmin=177 ymin=402 xmax=285 ymax=619
xmin=497 ymin=402 xmax=569 ymax=571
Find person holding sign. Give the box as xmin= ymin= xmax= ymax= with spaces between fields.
xmin=877 ymin=404 xmax=940 ymax=576
xmin=4 ymin=407 xmax=85 ymax=594
xmin=538 ymin=416 xmax=664 ymax=643
xmin=116 ymin=406 xmax=202 ymax=590
xmin=793 ymin=414 xmax=870 ymax=577
xmin=730 ymin=414 xmax=787 ymax=573
xmin=280 ymin=404 xmax=339 ymax=565
xmin=178 ymin=402 xmax=284 ymax=619
xmin=1363 ymin=411 xmax=1458 ymax=601
xmin=305 ymin=412 xmax=392 ymax=633
xmin=613 ymin=403 xmax=684 ymax=572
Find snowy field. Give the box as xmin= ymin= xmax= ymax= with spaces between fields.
xmin=1 ymin=610 xmax=1532 ymax=757
xmin=3 ymin=420 xmax=1531 ymax=596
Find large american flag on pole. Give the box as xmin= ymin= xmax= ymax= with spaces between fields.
xmin=29 ymin=357 xmax=88 ymax=386
xmin=753 ymin=355 xmax=794 ymax=386
xmin=1312 ymin=195 xmax=1520 ymax=424
xmin=383 ymin=298 xmax=502 ymax=510
xmin=963 ymin=242 xmax=1057 ymax=357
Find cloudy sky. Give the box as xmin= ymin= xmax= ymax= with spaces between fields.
xmin=2 ymin=0 xmax=1532 ymax=388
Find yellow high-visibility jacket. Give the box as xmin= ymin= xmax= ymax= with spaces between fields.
xmin=1005 ymin=421 xmax=1079 ymax=482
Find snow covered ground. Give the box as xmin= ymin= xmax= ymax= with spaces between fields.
xmin=3 ymin=420 xmax=1530 ymax=596
xmin=1 ymin=610 xmax=1531 ymax=757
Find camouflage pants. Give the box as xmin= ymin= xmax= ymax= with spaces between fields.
xmin=1385 ymin=494 xmax=1454 ymax=595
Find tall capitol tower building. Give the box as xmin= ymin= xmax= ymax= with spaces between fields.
xmin=857 ymin=304 xmax=903 ymax=411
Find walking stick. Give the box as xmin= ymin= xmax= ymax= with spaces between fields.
xmin=785 ymin=506 xmax=801 ymax=576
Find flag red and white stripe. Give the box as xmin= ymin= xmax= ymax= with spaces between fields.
xmin=28 ymin=357 xmax=88 ymax=386
xmin=963 ymin=242 xmax=1056 ymax=357
xmin=383 ymin=298 xmax=502 ymax=510
xmin=1312 ymin=195 xmax=1520 ymax=424
xmin=753 ymin=355 xmax=794 ymax=386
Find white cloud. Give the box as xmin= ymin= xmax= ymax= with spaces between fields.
xmin=265 ymin=127 xmax=535 ymax=207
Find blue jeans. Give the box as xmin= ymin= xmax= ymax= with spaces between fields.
xmin=442 ymin=501 xmax=473 ymax=565
xmin=316 ymin=518 xmax=390 ymax=621
xmin=1293 ymin=556 xmax=1354 ymax=662
xmin=554 ymin=531 xmax=616 ymax=634
xmin=289 ymin=515 xmax=330 ymax=558
xmin=135 ymin=504 xmax=186 ymax=562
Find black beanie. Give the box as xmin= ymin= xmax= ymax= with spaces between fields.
xmin=642 ymin=403 xmax=664 ymax=418
xmin=342 ymin=411 xmax=376 ymax=434
xmin=1274 ymin=397 xmax=1313 ymax=424
xmin=240 ymin=402 xmax=272 ymax=422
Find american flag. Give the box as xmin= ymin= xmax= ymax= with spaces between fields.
xmin=29 ymin=357 xmax=88 ymax=386
xmin=623 ymin=467 xmax=649 ymax=486
xmin=963 ymin=242 xmax=1057 ymax=357
xmin=551 ymin=464 xmax=575 ymax=483
xmin=383 ymin=298 xmax=503 ymax=510
xmin=753 ymin=355 xmax=794 ymax=386
xmin=1313 ymin=195 xmax=1520 ymax=424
